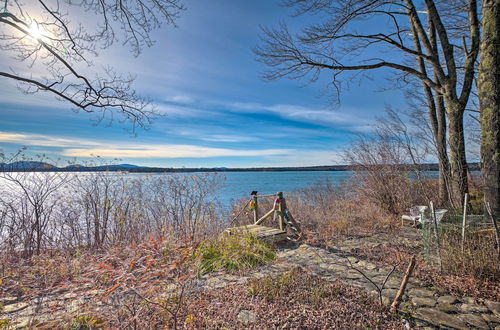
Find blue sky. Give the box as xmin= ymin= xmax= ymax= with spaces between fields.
xmin=0 ymin=0 xmax=408 ymax=167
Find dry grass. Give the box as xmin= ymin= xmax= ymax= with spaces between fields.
xmin=179 ymin=269 xmax=405 ymax=329
xmin=440 ymin=230 xmax=499 ymax=281
xmin=0 ymin=234 xmax=193 ymax=302
xmin=286 ymin=180 xmax=400 ymax=244
xmin=196 ymin=232 xmax=275 ymax=275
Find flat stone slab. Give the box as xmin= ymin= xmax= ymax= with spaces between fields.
xmin=459 ymin=303 xmax=490 ymax=313
xmin=460 ymin=313 xmax=489 ymax=329
xmin=486 ymin=300 xmax=500 ymax=315
xmin=411 ymin=297 xmax=437 ymax=307
xmin=437 ymin=303 xmax=459 ymax=313
xmin=437 ymin=295 xmax=459 ymax=305
xmin=225 ymin=224 xmax=287 ymax=244
xmin=409 ymin=288 xmax=436 ymax=298
xmin=414 ymin=308 xmax=467 ymax=329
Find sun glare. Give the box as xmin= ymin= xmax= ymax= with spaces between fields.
xmin=28 ymin=21 xmax=44 ymax=41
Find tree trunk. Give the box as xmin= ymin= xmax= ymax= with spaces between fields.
xmin=447 ymin=99 xmax=469 ymax=208
xmin=479 ymin=0 xmax=500 ymax=217
xmin=435 ymin=94 xmax=451 ymax=205
xmin=410 ymin=18 xmax=451 ymax=206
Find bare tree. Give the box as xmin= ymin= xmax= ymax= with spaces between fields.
xmin=0 ymin=169 xmax=71 ymax=256
xmin=343 ymin=108 xmax=436 ymax=214
xmin=255 ymin=0 xmax=480 ymax=207
xmin=0 ymin=0 xmax=184 ymax=129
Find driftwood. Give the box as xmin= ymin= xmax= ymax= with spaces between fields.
xmin=390 ymin=255 xmax=417 ymax=313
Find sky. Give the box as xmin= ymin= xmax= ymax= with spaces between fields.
xmin=0 ymin=0 xmax=409 ymax=168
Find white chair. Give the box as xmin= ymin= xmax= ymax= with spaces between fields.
xmin=402 ymin=205 xmax=447 ymax=226
xmin=402 ymin=205 xmax=428 ymax=226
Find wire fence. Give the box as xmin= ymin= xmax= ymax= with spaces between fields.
xmin=419 ymin=205 xmax=499 ymax=278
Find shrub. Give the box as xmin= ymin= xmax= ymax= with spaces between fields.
xmin=196 ymin=233 xmax=275 ymax=275
xmin=439 ymin=228 xmax=499 ymax=280
xmin=287 ymin=180 xmax=399 ymax=241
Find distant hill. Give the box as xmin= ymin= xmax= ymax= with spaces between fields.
xmin=0 ymin=161 xmax=57 ymax=171
xmin=0 ymin=162 xmax=480 ymax=173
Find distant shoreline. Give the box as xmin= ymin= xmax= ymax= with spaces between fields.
xmin=0 ymin=162 xmax=481 ymax=173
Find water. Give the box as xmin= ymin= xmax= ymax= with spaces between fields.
xmin=0 ymin=169 xmax=441 ymax=208
xmin=218 ymin=171 xmax=353 ymax=203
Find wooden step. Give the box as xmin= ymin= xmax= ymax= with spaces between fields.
xmin=225 ymin=225 xmax=287 ymax=244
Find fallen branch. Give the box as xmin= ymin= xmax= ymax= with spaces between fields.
xmin=390 ymin=255 xmax=416 ymax=313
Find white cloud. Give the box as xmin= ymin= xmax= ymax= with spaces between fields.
xmin=0 ymin=131 xmax=102 ymax=147
xmin=62 ymin=145 xmax=291 ymax=158
xmin=225 ymin=101 xmax=374 ymax=128
xmin=154 ymin=103 xmax=209 ymax=117
xmin=199 ymin=134 xmax=257 ymax=143
xmin=163 ymin=94 xmax=197 ymax=104
xmin=266 ymin=150 xmax=344 ymax=167
xmin=0 ymin=131 xmax=290 ymax=159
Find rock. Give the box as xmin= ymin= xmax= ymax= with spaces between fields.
xmin=357 ymin=281 xmax=376 ymax=290
xmin=460 ymin=303 xmax=489 ymax=313
xmin=411 ymin=297 xmax=437 ymax=307
xmin=485 ymin=300 xmax=500 ymax=315
xmin=347 ymin=256 xmax=358 ymax=264
xmin=437 ymin=303 xmax=458 ymax=313
xmin=327 ymin=264 xmax=347 ymax=272
xmin=67 ymin=298 xmax=84 ymax=313
xmin=409 ymin=288 xmax=435 ymax=298
xmin=205 ymin=277 xmax=227 ymax=289
xmin=356 ymin=260 xmax=369 ymax=267
xmin=2 ymin=302 xmax=29 ymax=313
xmin=237 ymin=310 xmax=257 ymax=324
xmin=61 ymin=292 xmax=78 ymax=300
xmin=0 ymin=297 xmax=19 ymax=306
xmin=344 ymin=271 xmax=363 ymax=280
xmin=384 ymin=277 xmax=403 ymax=289
xmin=365 ymin=263 xmax=377 ymax=270
xmin=460 ymin=314 xmax=489 ymax=329
xmin=220 ymin=274 xmax=240 ymax=282
xmin=482 ymin=313 xmax=500 ymax=324
xmin=14 ymin=318 xmax=31 ymax=328
xmin=381 ymin=288 xmax=399 ymax=299
xmin=437 ymin=295 xmax=459 ymax=305
xmin=414 ymin=308 xmax=467 ymax=329
xmin=463 ymin=297 xmax=477 ymax=304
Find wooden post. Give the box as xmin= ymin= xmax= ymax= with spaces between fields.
xmin=251 ymin=191 xmax=258 ymax=224
xmin=430 ymin=201 xmax=443 ymax=273
xmin=278 ymin=192 xmax=285 ymax=231
xmin=462 ymin=193 xmax=468 ymax=253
